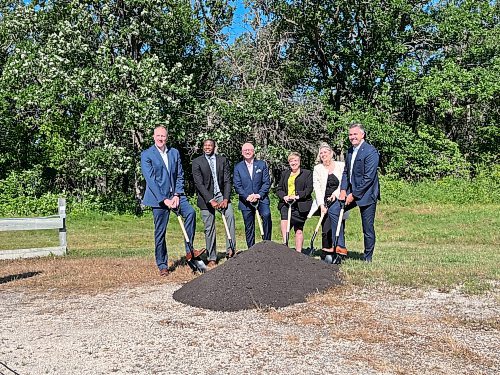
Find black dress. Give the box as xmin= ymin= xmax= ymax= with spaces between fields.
xmin=321 ymin=173 xmax=340 ymax=249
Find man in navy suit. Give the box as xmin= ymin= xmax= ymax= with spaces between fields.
xmin=141 ymin=126 xmax=204 ymax=276
xmin=328 ymin=123 xmax=380 ymax=262
xmin=233 ymin=142 xmax=272 ymax=248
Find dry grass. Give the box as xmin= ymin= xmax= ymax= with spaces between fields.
xmin=429 ymin=334 xmax=496 ymax=368
xmin=266 ymin=286 xmax=396 ymax=344
xmin=439 ymin=314 xmax=500 ymax=331
xmin=264 ymin=285 xmax=499 ymax=373
xmin=0 ymin=256 xmax=198 ymax=295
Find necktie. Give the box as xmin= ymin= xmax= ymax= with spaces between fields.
xmin=209 ymin=157 xmax=221 ymax=195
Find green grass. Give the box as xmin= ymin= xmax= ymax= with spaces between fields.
xmin=1 ymin=202 xmax=498 ymax=294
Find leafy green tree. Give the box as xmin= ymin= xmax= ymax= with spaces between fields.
xmin=396 ymin=0 xmax=499 ymax=166
xmin=0 ymin=1 xmax=205 ymax=209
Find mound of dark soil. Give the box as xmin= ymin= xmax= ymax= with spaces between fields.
xmin=173 ymin=241 xmax=341 ymax=311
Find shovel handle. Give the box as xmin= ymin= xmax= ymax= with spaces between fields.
xmin=335 ymin=208 xmax=344 ymax=237
xmin=220 ymin=210 xmax=233 ymax=241
xmin=255 ymin=209 xmax=264 ymax=237
xmin=176 ymin=215 xmax=191 ymax=244
xmin=309 ymin=211 xmax=325 ymax=252
xmin=314 ymin=211 xmax=325 ymax=233
xmin=250 ymin=201 xmax=265 ymax=238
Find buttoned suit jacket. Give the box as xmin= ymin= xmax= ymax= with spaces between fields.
xmin=340 ymin=141 xmax=380 ymax=207
xmin=141 ymin=145 xmax=185 ymax=207
xmin=233 ymin=159 xmax=271 ymax=211
xmin=276 ymin=168 xmax=313 ymax=215
xmin=192 ymin=154 xmax=232 ymax=210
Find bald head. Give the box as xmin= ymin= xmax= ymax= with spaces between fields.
xmin=241 ymin=142 xmax=255 ymax=162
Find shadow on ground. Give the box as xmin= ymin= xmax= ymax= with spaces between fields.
xmin=0 ymin=271 xmax=42 ymax=285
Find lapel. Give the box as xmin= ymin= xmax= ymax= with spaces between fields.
xmin=346 ymin=147 xmax=354 ymax=180
xmin=241 ymin=159 xmax=253 ymax=181
xmin=354 ymin=144 xmax=367 ymax=168
xmin=252 ymin=161 xmax=259 ymax=181
xmin=201 ymin=155 xmax=211 ymax=177
xmin=215 ymin=155 xmax=222 ymax=180
xmin=166 ymin=147 xmax=175 ymax=174
xmin=320 ymin=164 xmax=328 ymax=182
xmin=166 ymin=147 xmax=176 ymax=192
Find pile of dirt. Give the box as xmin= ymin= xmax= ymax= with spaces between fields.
xmin=173 ymin=241 xmax=341 ymax=311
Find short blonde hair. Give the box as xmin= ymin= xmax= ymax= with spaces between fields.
xmin=315 ymin=142 xmax=335 ymax=164
xmin=288 ymin=152 xmax=301 ymax=162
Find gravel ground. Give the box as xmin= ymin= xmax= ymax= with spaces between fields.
xmin=1 ymin=282 xmax=499 ymax=375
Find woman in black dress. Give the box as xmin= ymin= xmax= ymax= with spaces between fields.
xmin=307 ymin=143 xmax=348 ymax=256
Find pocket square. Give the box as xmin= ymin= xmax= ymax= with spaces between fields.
xmin=255 ymin=168 xmax=262 ymax=174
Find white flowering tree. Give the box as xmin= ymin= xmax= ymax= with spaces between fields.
xmin=0 ymin=0 xmax=207 ymax=209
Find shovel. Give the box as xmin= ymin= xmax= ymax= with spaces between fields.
xmin=309 ymin=210 xmax=325 ymax=256
xmin=218 ymin=207 xmax=236 ymax=258
xmin=324 ymin=200 xmax=345 ymax=265
xmin=251 ymin=201 xmax=265 ymax=241
xmin=172 ymin=208 xmax=207 ymax=273
xmin=285 ymin=198 xmax=295 ymax=247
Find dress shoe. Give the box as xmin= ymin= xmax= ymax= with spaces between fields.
xmin=159 ymin=268 xmax=169 ymax=277
xmin=185 ymin=248 xmax=206 ymax=261
xmin=335 ymin=246 xmax=348 ymax=256
xmin=207 ymin=260 xmax=217 ymax=268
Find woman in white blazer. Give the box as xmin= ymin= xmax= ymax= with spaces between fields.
xmin=308 ymin=142 xmax=348 ymax=254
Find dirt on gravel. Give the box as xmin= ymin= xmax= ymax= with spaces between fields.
xmin=173 ymin=240 xmax=342 ymax=311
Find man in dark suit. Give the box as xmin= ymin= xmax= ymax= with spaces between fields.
xmin=329 ymin=123 xmax=380 ymax=262
xmin=192 ymin=139 xmax=236 ymax=267
xmin=233 ymin=142 xmax=272 ymax=248
xmin=141 ymin=126 xmax=204 ymax=276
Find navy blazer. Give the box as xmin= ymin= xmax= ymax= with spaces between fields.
xmin=341 ymin=141 xmax=381 ymax=207
xmin=233 ymin=159 xmax=271 ymax=210
xmin=192 ymin=154 xmax=232 ymax=210
xmin=141 ymin=145 xmax=185 ymax=207
xmin=276 ymin=168 xmax=313 ymax=214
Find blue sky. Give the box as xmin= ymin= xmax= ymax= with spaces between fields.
xmin=223 ymin=0 xmax=253 ymax=43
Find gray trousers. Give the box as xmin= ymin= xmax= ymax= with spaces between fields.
xmin=200 ymin=195 xmax=236 ymax=261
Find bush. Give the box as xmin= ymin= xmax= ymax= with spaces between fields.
xmin=381 ymin=164 xmax=500 ymax=205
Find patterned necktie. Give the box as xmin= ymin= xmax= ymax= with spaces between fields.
xmin=209 ymin=156 xmax=221 ymax=195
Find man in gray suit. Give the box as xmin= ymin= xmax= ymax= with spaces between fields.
xmin=192 ymin=139 xmax=236 ymax=267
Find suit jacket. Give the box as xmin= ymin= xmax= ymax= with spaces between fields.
xmin=233 ymin=159 xmax=271 ymax=210
xmin=308 ymin=161 xmax=346 ymax=217
xmin=192 ymin=154 xmax=232 ymax=210
xmin=141 ymin=145 xmax=185 ymax=207
xmin=341 ymin=141 xmax=380 ymax=207
xmin=276 ymin=168 xmax=313 ymax=214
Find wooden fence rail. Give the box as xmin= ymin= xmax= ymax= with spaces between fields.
xmin=0 ymin=198 xmax=67 ymax=260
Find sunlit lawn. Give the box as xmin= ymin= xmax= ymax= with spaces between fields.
xmin=1 ymin=202 xmax=498 ymax=293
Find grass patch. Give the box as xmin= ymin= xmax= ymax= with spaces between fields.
xmin=1 ymin=201 xmax=498 ymax=294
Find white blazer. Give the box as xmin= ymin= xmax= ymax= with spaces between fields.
xmin=307 ymin=161 xmax=349 ymax=219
